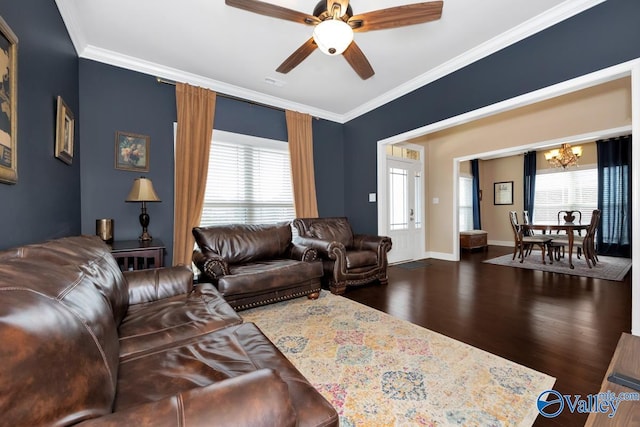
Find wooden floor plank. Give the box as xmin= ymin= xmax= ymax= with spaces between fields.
xmin=345 ymin=246 xmax=631 ymax=427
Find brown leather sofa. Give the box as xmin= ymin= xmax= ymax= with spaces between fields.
xmin=293 ymin=217 xmax=392 ymax=295
xmin=192 ymin=222 xmax=323 ymax=310
xmin=0 ymin=235 xmax=338 ymax=427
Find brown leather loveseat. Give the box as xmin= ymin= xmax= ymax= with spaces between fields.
xmin=0 ymin=235 xmax=338 ymax=427
xmin=192 ymin=222 xmax=324 ymax=310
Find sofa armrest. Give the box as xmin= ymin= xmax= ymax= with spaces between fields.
xmin=353 ymin=234 xmax=392 ymax=253
xmin=124 ymin=266 xmax=194 ymax=305
xmin=76 ymin=369 xmax=296 ymax=427
xmin=192 ymin=248 xmax=229 ymax=280
xmin=289 ymin=243 xmax=318 ymax=262
xmin=294 ymin=237 xmax=345 ymax=260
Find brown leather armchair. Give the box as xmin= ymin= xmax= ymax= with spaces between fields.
xmin=293 ymin=217 xmax=392 ymax=295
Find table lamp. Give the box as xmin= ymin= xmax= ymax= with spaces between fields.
xmin=125 ymin=177 xmax=161 ymax=241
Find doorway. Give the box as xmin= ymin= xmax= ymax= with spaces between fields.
xmin=380 ymin=144 xmax=425 ymax=264
xmin=376 ymin=59 xmax=639 ymax=333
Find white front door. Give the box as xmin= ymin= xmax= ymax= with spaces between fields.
xmin=387 ymin=157 xmax=423 ymax=263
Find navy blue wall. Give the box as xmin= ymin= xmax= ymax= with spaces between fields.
xmin=79 ymin=60 xmax=345 ymax=263
xmin=343 ymin=0 xmax=640 ymax=234
xmin=78 ymin=60 xmax=176 ymax=259
xmin=0 ymin=1 xmax=80 ymax=250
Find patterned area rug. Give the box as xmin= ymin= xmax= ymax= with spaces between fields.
xmin=242 ymin=291 xmax=555 ymax=426
xmin=483 ymin=253 xmax=631 ymax=281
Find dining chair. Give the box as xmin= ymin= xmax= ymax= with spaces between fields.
xmin=548 ymin=209 xmax=600 ymax=268
xmin=558 ymin=210 xmax=582 ymax=224
xmin=522 ymin=210 xmax=535 ymax=256
xmin=550 ymin=210 xmax=584 ymax=260
xmin=509 ymin=211 xmax=552 ymax=264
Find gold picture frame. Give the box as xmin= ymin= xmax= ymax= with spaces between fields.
xmin=55 ymin=96 xmax=74 ymax=165
xmin=0 ymin=15 xmax=18 ymax=184
xmin=115 ymin=131 xmax=150 ymax=172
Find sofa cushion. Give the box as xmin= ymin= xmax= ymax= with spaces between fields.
xmin=118 ymin=283 xmax=242 ymax=360
xmin=114 ymin=322 xmax=338 ymax=427
xmin=1 ymin=235 xmax=130 ymax=325
xmin=308 ymin=218 xmax=354 ymax=248
xmin=219 ymin=259 xmax=323 ymax=298
xmin=193 ymin=223 xmax=292 ymax=264
xmin=345 ymin=250 xmax=378 ymax=269
xmin=0 ymin=257 xmax=120 ymax=425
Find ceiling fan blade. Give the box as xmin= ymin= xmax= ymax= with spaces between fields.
xmin=349 ymin=1 xmax=443 ymax=32
xmin=342 ymin=42 xmax=374 ymax=80
xmin=226 ymin=0 xmax=319 ymax=25
xmin=276 ymin=38 xmax=318 ymax=74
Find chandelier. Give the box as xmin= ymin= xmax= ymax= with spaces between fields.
xmin=544 ymin=143 xmax=583 ymax=169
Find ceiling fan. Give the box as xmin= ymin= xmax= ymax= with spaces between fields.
xmin=225 ymin=0 xmax=444 ymax=80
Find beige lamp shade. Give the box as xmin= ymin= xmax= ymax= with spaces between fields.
xmin=126 ymin=177 xmax=161 ymax=202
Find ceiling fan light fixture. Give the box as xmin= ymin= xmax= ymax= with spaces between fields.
xmin=312 ymin=19 xmax=353 ymax=56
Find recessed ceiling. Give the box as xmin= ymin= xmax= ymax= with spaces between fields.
xmin=55 ymin=0 xmax=604 ymax=123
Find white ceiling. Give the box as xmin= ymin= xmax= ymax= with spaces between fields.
xmin=55 ymin=0 xmax=604 ymax=123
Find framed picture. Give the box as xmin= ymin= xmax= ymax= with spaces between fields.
xmin=115 ymin=131 xmax=149 ymax=172
xmin=0 ymin=16 xmax=18 ymax=184
xmin=494 ymin=181 xmax=513 ymax=205
xmin=55 ymin=96 xmax=74 ymax=164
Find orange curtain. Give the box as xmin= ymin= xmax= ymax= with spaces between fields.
xmin=173 ymin=83 xmax=216 ymax=266
xmin=286 ymin=110 xmax=319 ymax=218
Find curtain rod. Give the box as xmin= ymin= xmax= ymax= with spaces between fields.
xmin=156 ymin=76 xmax=286 ymax=114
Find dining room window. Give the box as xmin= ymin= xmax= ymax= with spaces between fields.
xmin=533 ymin=166 xmax=598 ymax=224
xmin=459 ymin=175 xmax=474 ymax=232
xmin=200 ymin=130 xmax=295 ymax=227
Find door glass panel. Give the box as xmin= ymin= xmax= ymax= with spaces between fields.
xmin=414 ymin=171 xmax=422 ymax=229
xmin=389 ymin=167 xmax=408 ymax=231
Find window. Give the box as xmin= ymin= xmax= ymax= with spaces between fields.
xmin=533 ymin=166 xmax=598 ymax=224
xmin=389 ymin=167 xmax=408 ymax=231
xmin=200 ymin=130 xmax=294 ymax=227
xmin=459 ymin=175 xmax=474 ymax=232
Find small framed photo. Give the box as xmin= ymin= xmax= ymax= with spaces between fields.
xmin=0 ymin=15 xmax=18 ymax=184
xmin=494 ymin=181 xmax=513 ymax=205
xmin=55 ymin=96 xmax=74 ymax=165
xmin=115 ymin=131 xmax=149 ymax=172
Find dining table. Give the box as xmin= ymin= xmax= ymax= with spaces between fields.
xmin=520 ymin=222 xmax=589 ymax=269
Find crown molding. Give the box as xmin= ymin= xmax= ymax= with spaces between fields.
xmin=55 ymin=0 xmax=86 ymax=55
xmin=79 ymin=45 xmax=344 ymax=123
xmin=341 ymin=0 xmax=606 ymax=122
xmin=58 ymin=0 xmax=604 ymax=124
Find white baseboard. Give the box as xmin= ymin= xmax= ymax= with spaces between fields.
xmin=423 ymin=251 xmax=458 ymax=261
xmin=417 ymin=243 xmax=514 ymax=262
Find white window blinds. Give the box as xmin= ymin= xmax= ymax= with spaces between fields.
xmin=533 ymin=166 xmax=598 ymax=224
xmin=459 ymin=175 xmax=474 ymax=232
xmin=200 ymin=131 xmax=295 ymax=227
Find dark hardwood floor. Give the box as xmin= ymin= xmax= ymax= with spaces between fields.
xmin=344 ymin=245 xmax=632 ymax=427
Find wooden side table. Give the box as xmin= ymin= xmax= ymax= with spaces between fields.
xmin=585 ymin=333 xmax=640 ymax=426
xmin=109 ymin=239 xmax=165 ymax=271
